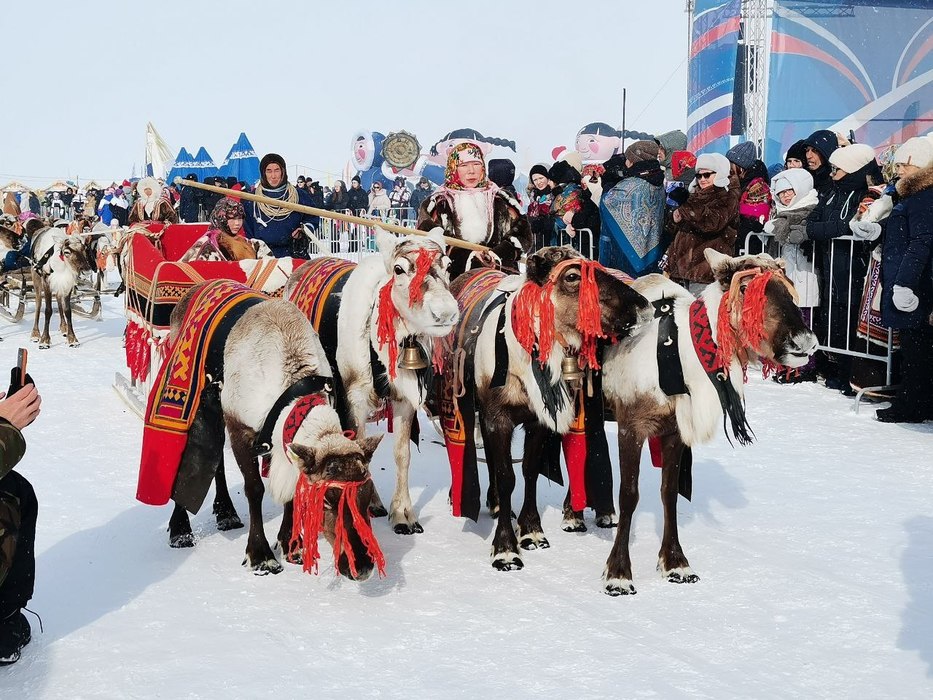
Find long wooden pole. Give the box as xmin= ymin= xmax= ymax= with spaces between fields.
xmin=173 ymin=177 xmax=489 ymax=252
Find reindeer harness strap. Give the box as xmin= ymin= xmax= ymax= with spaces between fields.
xmin=251 ymin=375 xmax=335 ymax=457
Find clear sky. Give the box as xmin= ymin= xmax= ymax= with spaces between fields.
xmin=0 ymin=0 xmax=689 ymax=188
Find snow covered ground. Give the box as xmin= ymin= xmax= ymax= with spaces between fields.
xmin=1 ymin=292 xmax=931 ymax=698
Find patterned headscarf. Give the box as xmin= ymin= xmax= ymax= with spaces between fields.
xmin=210 ymin=197 xmax=246 ymax=234
xmin=444 ymin=142 xmax=489 ymax=190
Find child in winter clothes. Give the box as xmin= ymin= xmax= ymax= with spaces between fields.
xmin=765 ymin=168 xmax=820 ymax=306
xmin=764 ymin=168 xmax=820 ymax=382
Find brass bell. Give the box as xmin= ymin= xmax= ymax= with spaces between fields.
xmin=398 ymin=338 xmax=429 ymax=371
xmin=561 ymin=355 xmax=584 ymax=385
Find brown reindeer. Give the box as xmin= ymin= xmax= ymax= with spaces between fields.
xmin=444 ymin=246 xmax=652 ymax=571
xmin=599 ymin=250 xmax=819 ymax=595
xmin=30 ymin=226 xmax=92 ymax=348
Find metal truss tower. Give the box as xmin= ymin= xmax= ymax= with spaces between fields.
xmin=741 ymin=0 xmax=772 ymax=157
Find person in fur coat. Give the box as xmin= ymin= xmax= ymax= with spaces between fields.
xmin=764 ymin=168 xmax=820 ymax=308
xmin=875 ymin=138 xmax=933 ymax=422
xmin=128 ymin=177 xmax=178 ymax=225
xmin=416 ymin=141 xmax=531 ymax=278
xmin=664 ymin=152 xmax=741 ymax=290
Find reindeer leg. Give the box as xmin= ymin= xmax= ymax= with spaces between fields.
xmin=349 ymin=405 xmax=388 ymax=518
xmin=277 ymin=500 xmax=301 ymax=564
xmin=168 ymin=503 xmax=195 ymax=548
xmin=63 ymin=293 xmax=79 ymax=347
xmin=561 ymin=489 xmax=587 ymax=532
xmin=228 ymin=426 xmax=281 ymax=574
xmin=57 ymin=295 xmax=67 ymax=335
xmin=211 ymin=458 xmax=243 ymax=531
xmin=483 ymin=413 xmax=522 ymax=571
xmin=40 ymin=285 xmax=53 ymax=348
xmin=603 ymin=426 xmax=642 ymax=596
xmin=658 ymin=433 xmax=698 ymax=584
xmin=389 ymin=400 xmax=423 ymax=534
xmin=517 ymin=422 xmax=549 ymax=550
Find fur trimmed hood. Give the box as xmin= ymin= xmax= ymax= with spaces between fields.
xmin=896 ymin=163 xmax=933 ymax=199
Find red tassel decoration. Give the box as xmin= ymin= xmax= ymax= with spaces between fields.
xmin=376 ymin=280 xmax=401 ymax=379
xmin=408 ymin=248 xmax=439 ymax=307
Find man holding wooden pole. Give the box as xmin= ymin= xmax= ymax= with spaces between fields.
xmin=242 ymin=153 xmax=317 ymax=259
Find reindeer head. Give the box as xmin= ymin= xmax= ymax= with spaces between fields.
xmin=705 ymin=249 xmax=818 ymax=368
xmin=522 ymin=246 xmax=652 ymax=363
xmin=59 ymin=234 xmax=92 ymax=273
xmin=375 ymin=227 xmax=460 ymax=337
xmin=287 ymin=415 xmax=385 ymax=582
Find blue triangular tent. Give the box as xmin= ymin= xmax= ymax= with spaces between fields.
xmin=190 ymin=147 xmax=218 ymax=180
xmin=166 ymin=147 xmax=197 ymax=184
xmin=219 ymin=132 xmax=260 ymax=186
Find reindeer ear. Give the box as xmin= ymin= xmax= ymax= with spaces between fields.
xmin=286 ymin=443 xmax=319 ymax=475
xmin=704 ymin=248 xmax=732 ymax=275
xmin=424 ymin=226 xmax=447 ymax=253
xmin=525 ymin=252 xmax=555 ymax=285
xmin=375 ymin=227 xmax=399 ymax=267
xmin=357 ymin=434 xmax=384 ymax=463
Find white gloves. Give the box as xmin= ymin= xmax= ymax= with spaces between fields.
xmin=762 ymin=219 xmax=775 ymax=235
xmin=892 ymin=285 xmax=919 ymax=312
xmin=849 ymin=219 xmax=882 ymax=241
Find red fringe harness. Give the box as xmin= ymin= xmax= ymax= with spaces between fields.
xmin=511 ymin=258 xmax=607 ymax=369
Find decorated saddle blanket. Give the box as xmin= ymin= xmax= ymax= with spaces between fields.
xmin=137 ymin=280 xmax=266 ymax=508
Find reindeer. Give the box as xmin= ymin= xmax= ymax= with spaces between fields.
xmin=444 ymin=246 xmax=652 ymax=571
xmin=158 ymin=281 xmax=385 ymax=579
xmin=29 ymin=226 xmax=92 ymax=347
xmin=599 ymin=249 xmax=819 ymax=595
xmin=285 ymin=228 xmax=459 ymax=535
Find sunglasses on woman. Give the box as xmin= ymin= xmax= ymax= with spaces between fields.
xmin=696 ymin=171 xmax=715 ymax=180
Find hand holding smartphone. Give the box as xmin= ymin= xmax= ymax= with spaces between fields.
xmin=7 ymin=348 xmax=32 ymax=397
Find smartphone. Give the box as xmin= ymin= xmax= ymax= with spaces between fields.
xmin=14 ymin=347 xmax=27 ymax=391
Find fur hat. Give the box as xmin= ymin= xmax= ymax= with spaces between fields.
xmin=558 ymin=150 xmax=584 ymax=173
xmin=829 ymin=143 xmax=877 ymax=174
xmin=671 ymin=150 xmax=697 ymax=180
xmin=259 ymin=153 xmax=288 ymax=188
xmin=655 ymin=130 xmax=688 ymax=167
xmin=785 ymin=140 xmax=808 ymax=165
xmin=488 ymin=159 xmax=516 ymax=189
xmin=726 ymin=141 xmax=758 ymax=170
xmin=548 ymin=160 xmax=581 ymax=186
xmin=529 ymin=163 xmax=549 ymax=180
xmin=893 ymin=137 xmax=933 ymax=169
xmin=690 ymin=152 xmax=732 ymax=191
xmin=624 ymin=140 xmax=660 ymax=165
xmin=803 ymin=130 xmax=839 ymax=163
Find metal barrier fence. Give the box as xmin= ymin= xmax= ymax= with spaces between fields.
xmin=742 ymin=230 xmax=896 ymax=406
xmin=553 ymin=227 xmax=596 ymax=260
xmin=306 ymin=208 xmax=416 ymax=263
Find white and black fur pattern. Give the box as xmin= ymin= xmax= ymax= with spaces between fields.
xmin=599 ymin=249 xmax=818 ymax=596
xmin=29 ymin=226 xmax=91 ymax=348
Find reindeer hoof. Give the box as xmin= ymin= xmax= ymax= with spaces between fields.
xmin=216 ymin=514 xmax=244 ymax=531
xmin=284 ymin=550 xmax=303 ymax=565
xmin=519 ymin=533 xmax=549 ymax=550
xmin=560 ymin=516 xmax=587 ymax=533
xmin=369 ymin=504 xmax=388 ymax=518
xmin=393 ymin=522 xmax=424 ymax=535
xmin=244 ymin=557 xmax=283 ymax=575
xmin=664 ymin=567 xmax=700 ymax=584
xmin=169 ymin=533 xmax=195 ymax=548
xmin=38 ymin=342 xmax=50 ymax=350
xmin=68 ymin=340 xmax=80 ymax=348
xmin=491 ymin=552 xmax=523 ymax=571
xmin=595 ymin=513 xmax=618 ymax=528
xmin=603 ymin=577 xmax=637 ymax=596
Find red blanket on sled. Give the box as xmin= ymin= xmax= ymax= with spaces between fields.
xmin=136 ymin=280 xmax=266 ymax=506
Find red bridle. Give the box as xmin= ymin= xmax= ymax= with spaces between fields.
xmin=290 ymin=474 xmax=386 ymax=579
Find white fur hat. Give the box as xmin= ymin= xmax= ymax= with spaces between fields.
xmin=690 ymin=152 xmax=732 ymax=191
xmin=893 ymin=137 xmax=933 ymax=169
xmin=828 ymin=143 xmax=876 ymax=174
xmin=558 ymin=150 xmax=584 ymax=173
